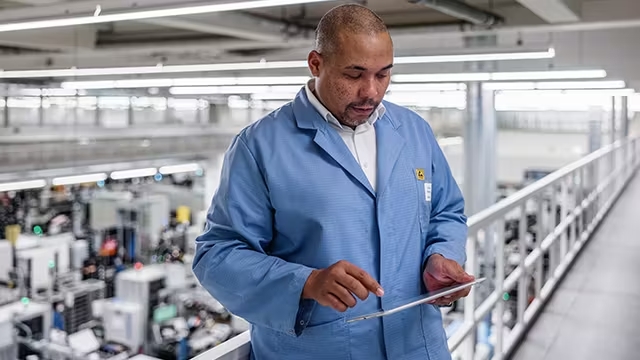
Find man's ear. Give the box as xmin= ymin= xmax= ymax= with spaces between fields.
xmin=308 ymin=50 xmax=323 ymax=77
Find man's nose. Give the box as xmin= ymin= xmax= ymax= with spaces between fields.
xmin=359 ymin=78 xmax=378 ymax=99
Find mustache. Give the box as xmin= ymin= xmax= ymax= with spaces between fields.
xmin=348 ymin=99 xmax=378 ymax=108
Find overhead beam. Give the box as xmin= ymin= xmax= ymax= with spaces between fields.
xmin=408 ymin=0 xmax=502 ymax=26
xmin=516 ymin=0 xmax=581 ymax=23
xmin=142 ymin=13 xmax=289 ymax=42
xmin=0 ymin=27 xmax=96 ymax=51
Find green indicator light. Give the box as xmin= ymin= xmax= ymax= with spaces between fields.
xmin=21 ymin=297 xmax=29 ymax=305
xmin=503 ymin=292 xmax=510 ymax=301
xmin=48 ymin=260 xmax=55 ymax=269
xmin=33 ymin=226 xmax=43 ymax=236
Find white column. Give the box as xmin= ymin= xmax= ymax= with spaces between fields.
xmin=622 ymin=96 xmax=629 ymax=138
xmin=203 ymin=154 xmax=225 ymax=211
xmin=610 ymin=96 xmax=617 ymax=145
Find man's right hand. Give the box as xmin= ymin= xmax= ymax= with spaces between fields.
xmin=302 ymin=260 xmax=384 ymax=312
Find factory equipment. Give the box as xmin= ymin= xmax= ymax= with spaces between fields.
xmin=0 ymin=300 xmax=51 ymax=359
xmin=13 ymin=233 xmax=74 ymax=296
xmin=53 ymin=279 xmax=105 ymax=335
xmin=0 ymin=314 xmax=17 ymax=360
xmin=0 ymin=241 xmax=14 ymax=286
xmin=115 ymin=265 xmax=166 ymax=321
xmin=71 ymin=240 xmax=89 ymax=270
xmin=102 ymin=300 xmax=143 ymax=354
xmin=115 ymin=265 xmax=166 ymax=353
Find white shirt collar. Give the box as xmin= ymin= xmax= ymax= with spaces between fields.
xmin=305 ymin=79 xmax=385 ymax=130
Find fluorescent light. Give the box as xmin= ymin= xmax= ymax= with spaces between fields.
xmin=388 ymin=83 xmax=466 ymax=92
xmin=394 ymin=48 xmax=555 ymax=64
xmin=3 ymin=49 xmax=555 ymax=79
xmin=0 ymin=61 xmax=309 ymax=79
xmin=169 ymin=85 xmax=302 ymax=95
xmin=251 ymin=92 xmax=299 ymax=100
xmin=490 ymin=70 xmax=607 ymax=81
xmin=484 ymin=80 xmax=626 ymax=90
xmin=392 ymin=69 xmax=607 ymax=83
xmin=110 ymin=168 xmax=157 ymax=180
xmin=534 ymin=80 xmax=625 ymax=89
xmin=62 ymin=76 xmax=311 ymax=90
xmin=159 ymin=163 xmax=202 ymax=175
xmin=393 ymin=73 xmax=492 ymax=82
xmin=498 ymin=89 xmax=635 ymax=96
xmin=0 ymin=0 xmax=333 ymax=33
xmin=0 ymin=179 xmax=46 ymax=192
xmin=52 ymin=173 xmax=108 ymax=186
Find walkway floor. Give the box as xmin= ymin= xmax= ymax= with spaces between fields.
xmin=512 ymin=172 xmax=640 ymax=360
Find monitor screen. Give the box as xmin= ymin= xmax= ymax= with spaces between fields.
xmin=153 ymin=304 xmax=177 ymax=324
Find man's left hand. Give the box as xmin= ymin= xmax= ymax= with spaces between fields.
xmin=423 ymin=254 xmax=475 ymax=306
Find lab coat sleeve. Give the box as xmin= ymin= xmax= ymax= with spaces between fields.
xmin=422 ymin=129 xmax=468 ymax=267
xmin=192 ymin=134 xmax=316 ymax=336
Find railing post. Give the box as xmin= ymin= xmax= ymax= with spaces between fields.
xmin=534 ymin=195 xmax=544 ymax=299
xmin=548 ymin=184 xmax=559 ymax=275
xmin=517 ymin=204 xmax=527 ymax=326
xmin=462 ymin=234 xmax=477 ymax=360
xmin=560 ymin=177 xmax=569 ymax=259
xmin=494 ymin=220 xmax=505 ymax=360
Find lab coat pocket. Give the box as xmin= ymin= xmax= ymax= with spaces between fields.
xmin=416 ymin=178 xmax=433 ymax=235
xmin=275 ymin=317 xmax=350 ymax=359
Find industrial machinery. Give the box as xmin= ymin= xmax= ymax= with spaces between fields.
xmin=115 ymin=265 xmax=166 ymax=353
xmin=0 ymin=314 xmax=17 ymax=360
xmin=0 ymin=300 xmax=51 ymax=359
xmin=102 ymin=299 xmax=144 ymax=354
xmin=52 ymin=279 xmax=106 ymax=335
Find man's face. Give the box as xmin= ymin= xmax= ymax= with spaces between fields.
xmin=308 ymin=31 xmax=393 ymax=128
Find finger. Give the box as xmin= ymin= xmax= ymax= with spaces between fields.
xmin=329 ymin=282 xmax=358 ymax=308
xmin=440 ymin=288 xmax=471 ymax=303
xmin=344 ymin=263 xmax=384 ymax=296
xmin=337 ymin=274 xmax=369 ymax=301
xmin=325 ymin=293 xmax=348 ymax=312
xmin=445 ymin=262 xmax=475 ymax=283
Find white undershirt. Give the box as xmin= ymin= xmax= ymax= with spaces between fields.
xmin=305 ymin=79 xmax=385 ymax=192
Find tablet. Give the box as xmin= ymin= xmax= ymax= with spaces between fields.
xmin=346 ymin=277 xmax=486 ymax=323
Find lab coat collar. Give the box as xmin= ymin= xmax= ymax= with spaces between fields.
xmin=293 ymin=87 xmax=400 ymax=131
xmin=292 ymin=88 xmax=376 ymax=197
xmin=303 ymin=79 xmax=385 ymax=130
xmin=292 ymin=88 xmax=406 ymax=198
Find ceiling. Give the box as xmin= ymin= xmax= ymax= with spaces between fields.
xmin=0 ymin=0 xmax=638 ymax=88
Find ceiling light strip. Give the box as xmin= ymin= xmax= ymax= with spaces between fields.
xmin=394 ymin=48 xmax=554 ymax=64
xmin=0 ymin=50 xmax=555 ymax=79
xmin=159 ymin=163 xmax=202 ymax=175
xmin=52 ymin=173 xmax=108 ymax=186
xmin=110 ymin=168 xmax=157 ymax=180
xmin=0 ymin=179 xmax=47 ymax=192
xmin=392 ymin=70 xmax=607 ymax=83
xmin=0 ymin=0 xmax=333 ymax=33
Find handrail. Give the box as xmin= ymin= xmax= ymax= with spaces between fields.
xmin=191 ymin=136 xmax=639 ymax=360
xmin=451 ymin=135 xmax=639 ymax=360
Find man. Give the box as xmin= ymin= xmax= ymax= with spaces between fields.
xmin=193 ymin=4 xmax=474 ymax=360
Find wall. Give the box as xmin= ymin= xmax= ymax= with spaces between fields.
xmin=441 ymin=131 xmax=589 ymax=185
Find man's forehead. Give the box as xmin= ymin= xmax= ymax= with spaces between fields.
xmin=330 ymin=32 xmax=393 ymax=68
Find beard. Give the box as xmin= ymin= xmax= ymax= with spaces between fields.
xmin=338 ymin=99 xmax=380 ymax=128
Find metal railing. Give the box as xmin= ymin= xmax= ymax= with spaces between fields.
xmin=191 ymin=136 xmax=640 ymax=360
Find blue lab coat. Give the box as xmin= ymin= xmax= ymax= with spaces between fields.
xmin=193 ymin=88 xmax=467 ymax=360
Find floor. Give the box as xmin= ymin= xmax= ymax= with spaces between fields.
xmin=511 ymin=172 xmax=640 ymax=360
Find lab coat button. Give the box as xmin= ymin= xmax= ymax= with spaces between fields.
xmin=299 ymin=320 xmax=305 ymax=325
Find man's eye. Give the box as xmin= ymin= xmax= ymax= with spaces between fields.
xmin=345 ymin=73 xmax=361 ymax=79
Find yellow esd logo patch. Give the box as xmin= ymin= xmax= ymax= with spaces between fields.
xmin=415 ymin=168 xmax=425 ymax=181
